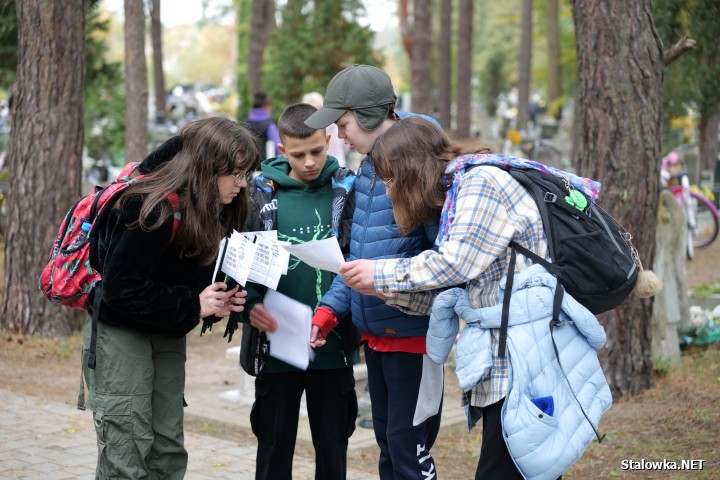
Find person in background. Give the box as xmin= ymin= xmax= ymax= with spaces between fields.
xmin=243 ymin=103 xmax=359 ymax=480
xmin=82 ymin=116 xmax=256 ymax=479
xmin=304 ymin=64 xmax=444 ymax=480
xmin=303 ymin=91 xmax=349 ymax=167
xmin=245 ymin=91 xmax=282 ymax=160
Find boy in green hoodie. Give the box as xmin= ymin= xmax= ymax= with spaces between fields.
xmin=242 ymin=103 xmax=359 ymax=480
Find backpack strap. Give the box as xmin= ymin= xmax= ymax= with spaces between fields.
xmin=86 ymin=282 xmax=103 ymax=370
xmin=548 ymin=298 xmax=606 ymax=444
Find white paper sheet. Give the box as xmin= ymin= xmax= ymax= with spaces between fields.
xmin=246 ymin=236 xmax=289 ymax=290
xmin=263 ymin=289 xmax=314 ymax=370
xmin=282 ymin=237 xmax=345 ymax=274
xmin=219 ymin=232 xmax=256 ymax=286
xmin=242 ymin=230 xmax=289 ymax=274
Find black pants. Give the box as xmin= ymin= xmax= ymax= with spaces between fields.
xmin=364 ymin=345 xmax=444 ymax=480
xmin=475 ymin=399 xmax=561 ymax=480
xmin=250 ymin=367 xmax=358 ymax=480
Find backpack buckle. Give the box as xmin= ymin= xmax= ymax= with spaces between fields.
xmin=544 ymin=192 xmax=557 ymax=203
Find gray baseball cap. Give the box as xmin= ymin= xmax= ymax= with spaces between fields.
xmin=305 ymin=64 xmax=397 ymax=131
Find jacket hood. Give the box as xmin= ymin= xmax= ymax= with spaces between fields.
xmin=246 ymin=108 xmax=273 ymax=122
xmin=260 ymin=155 xmax=339 ymax=189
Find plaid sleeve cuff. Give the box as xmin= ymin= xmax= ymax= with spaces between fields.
xmin=374 ymin=258 xmax=403 ymax=295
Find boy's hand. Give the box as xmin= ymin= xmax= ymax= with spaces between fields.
xmin=249 ymin=303 xmax=278 ymax=333
xmin=310 ymin=325 xmax=326 ymax=348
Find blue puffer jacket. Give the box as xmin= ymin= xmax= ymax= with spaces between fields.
xmin=427 ymin=264 xmax=612 ymax=480
xmin=320 ymin=111 xmax=440 ymax=337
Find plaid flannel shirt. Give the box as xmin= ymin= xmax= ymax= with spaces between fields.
xmin=376 ymin=166 xmax=549 ymax=407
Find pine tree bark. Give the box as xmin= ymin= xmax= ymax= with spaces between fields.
xmin=573 ymin=0 xmax=664 ymax=397
xmin=698 ymin=111 xmax=720 ymax=174
xmin=124 ymin=0 xmax=148 ymax=163
xmin=2 ymin=1 xmax=85 ymax=336
xmin=455 ymin=0 xmax=473 ymax=138
xmin=150 ymin=0 xmax=166 ymax=124
xmin=247 ymin=0 xmax=275 ymax=96
xmin=410 ymin=0 xmax=432 ymax=115
xmin=517 ymin=0 xmax=533 ymax=132
xmin=438 ymin=0 xmax=452 ymax=130
xmin=546 ymin=0 xmax=562 ymax=119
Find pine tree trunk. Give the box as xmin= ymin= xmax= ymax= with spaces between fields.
xmin=698 ymin=111 xmax=720 ymax=175
xmin=438 ymin=0 xmax=452 ymax=130
xmin=124 ymin=0 xmax=148 ymax=163
xmin=573 ymin=0 xmax=664 ymax=397
xmin=248 ymin=0 xmax=275 ymax=96
xmin=517 ymin=0 xmax=533 ymax=132
xmin=546 ymin=0 xmax=562 ymax=119
xmin=150 ymin=0 xmax=166 ymax=124
xmin=410 ymin=0 xmax=432 ymax=115
xmin=234 ymin=0 xmax=252 ymax=121
xmin=1 ymin=1 xmax=85 ymax=336
xmin=455 ymin=0 xmax=473 ymax=138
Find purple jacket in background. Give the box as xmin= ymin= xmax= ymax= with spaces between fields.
xmin=246 ymin=108 xmax=281 ymax=157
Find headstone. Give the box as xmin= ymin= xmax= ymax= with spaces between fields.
xmin=651 ymin=189 xmax=689 ymax=364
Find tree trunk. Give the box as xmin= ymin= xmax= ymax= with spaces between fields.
xmin=124 ymin=0 xmax=148 ymax=163
xmin=247 ymin=0 xmax=275 ymax=96
xmin=438 ymin=0 xmax=452 ymax=130
xmin=2 ymin=1 xmax=85 ymax=336
xmin=517 ymin=0 xmax=533 ymax=133
xmin=546 ymin=0 xmax=562 ymax=119
xmin=698 ymin=110 xmax=720 ymax=175
xmin=410 ymin=0 xmax=432 ymax=115
xmin=455 ymin=0 xmax=473 ymax=138
xmin=234 ymin=0 xmax=252 ymax=122
xmin=399 ymin=0 xmax=412 ymax=59
xmin=150 ymin=0 xmax=166 ymax=124
xmin=573 ymin=0 xmax=664 ymax=397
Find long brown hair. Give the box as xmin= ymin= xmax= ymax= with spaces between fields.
xmin=372 ymin=116 xmax=491 ymax=235
xmin=119 ymin=116 xmax=261 ymax=265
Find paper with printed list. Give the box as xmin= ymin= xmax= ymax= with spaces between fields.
xmin=281 ymin=237 xmax=345 ymax=274
xmin=212 ymin=230 xmax=289 ymax=290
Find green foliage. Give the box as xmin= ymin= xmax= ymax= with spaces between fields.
xmin=0 ymin=0 xmax=126 ymax=161
xmin=690 ymin=283 xmax=720 ymax=298
xmin=84 ymin=1 xmax=125 ymax=161
xmin=262 ymin=0 xmax=381 ymax=116
xmin=654 ymin=0 xmax=720 ymax=152
xmin=479 ymin=51 xmax=508 ymax=117
xmin=652 ymin=356 xmax=674 ymax=375
xmin=0 ymin=0 xmax=16 ymax=87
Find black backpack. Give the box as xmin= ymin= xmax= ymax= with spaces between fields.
xmin=485 ymin=165 xmax=639 ymax=357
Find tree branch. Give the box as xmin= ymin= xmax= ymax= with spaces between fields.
xmin=663 ymin=36 xmax=696 ymax=66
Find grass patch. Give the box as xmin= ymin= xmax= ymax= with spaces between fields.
xmin=690 ymin=282 xmax=720 ymax=298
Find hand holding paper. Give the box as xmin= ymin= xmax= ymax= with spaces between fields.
xmin=263 ymin=289 xmax=314 ymax=370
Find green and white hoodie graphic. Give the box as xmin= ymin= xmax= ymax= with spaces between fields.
xmin=243 ymin=155 xmax=358 ymax=373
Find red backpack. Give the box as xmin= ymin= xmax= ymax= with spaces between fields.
xmin=39 ymin=162 xmax=180 ymax=309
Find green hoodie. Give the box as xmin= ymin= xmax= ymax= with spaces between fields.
xmin=245 ymin=155 xmax=358 ymax=372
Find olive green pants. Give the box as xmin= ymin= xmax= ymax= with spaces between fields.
xmin=81 ymin=318 xmax=187 ymax=480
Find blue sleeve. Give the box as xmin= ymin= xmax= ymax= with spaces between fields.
xmin=319 ymin=273 xmax=352 ymax=317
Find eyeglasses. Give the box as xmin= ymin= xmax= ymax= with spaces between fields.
xmin=382 ymin=177 xmax=393 ymax=189
xmin=232 ymin=171 xmax=254 ymax=186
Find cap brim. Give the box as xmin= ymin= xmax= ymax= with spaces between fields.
xmin=304 ymin=107 xmax=347 ymax=129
